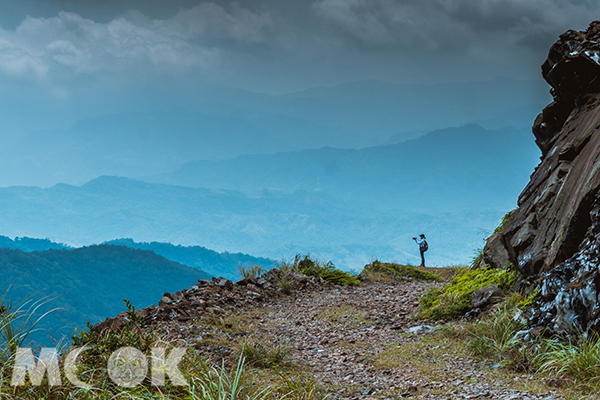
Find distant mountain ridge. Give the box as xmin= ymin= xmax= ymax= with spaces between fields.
xmin=0 ymin=235 xmax=71 ymax=252
xmin=0 ymin=234 xmax=272 ymax=281
xmin=103 ymin=239 xmax=275 ymax=280
xmin=149 ymin=124 xmax=541 ymax=212
xmin=0 ymin=78 xmax=548 ymax=188
xmin=0 ymin=124 xmax=541 ymax=269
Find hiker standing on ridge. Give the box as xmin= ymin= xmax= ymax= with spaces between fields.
xmin=413 ymin=234 xmax=428 ymax=267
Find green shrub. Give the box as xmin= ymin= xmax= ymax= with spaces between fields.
xmin=418 ymin=266 xmax=518 ymax=320
xmin=361 ymin=261 xmax=444 ymax=282
xmin=294 ymin=255 xmax=360 ymax=286
xmin=505 ymin=290 xmax=539 ymax=310
xmin=71 ymin=299 xmax=154 ymax=371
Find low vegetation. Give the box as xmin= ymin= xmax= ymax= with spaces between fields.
xmin=493 ymin=210 xmax=516 ymax=235
xmin=0 ymin=293 xmax=329 ymax=400
xmin=7 ymin=252 xmax=600 ymax=399
xmin=401 ymin=233 xmax=600 ymax=397
xmin=465 ymin=303 xmax=529 ymax=369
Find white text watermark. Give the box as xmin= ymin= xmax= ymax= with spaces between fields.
xmin=11 ymin=346 xmax=188 ymax=388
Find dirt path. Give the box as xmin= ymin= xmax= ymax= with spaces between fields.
xmin=247 ymin=280 xmax=563 ymax=400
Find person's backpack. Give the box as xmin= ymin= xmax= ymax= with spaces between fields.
xmin=423 ymin=240 xmax=429 ymax=252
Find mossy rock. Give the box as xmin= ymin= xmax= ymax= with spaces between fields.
xmin=361 ymin=261 xmax=445 ymax=282
xmin=418 ymin=266 xmax=518 ymax=320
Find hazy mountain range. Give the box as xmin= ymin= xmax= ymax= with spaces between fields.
xmin=149 ymin=124 xmax=539 ymax=212
xmin=0 ymin=124 xmax=540 ymax=269
xmin=0 ymin=79 xmax=548 ymax=188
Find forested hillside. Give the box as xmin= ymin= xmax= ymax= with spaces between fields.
xmin=0 ymin=245 xmax=210 ymax=344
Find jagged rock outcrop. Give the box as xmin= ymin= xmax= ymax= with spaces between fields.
xmin=483 ymin=21 xmax=600 ymax=337
xmin=94 ymin=269 xmax=332 ymax=335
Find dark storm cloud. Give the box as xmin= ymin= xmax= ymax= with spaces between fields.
xmin=311 ymin=0 xmax=597 ymax=52
xmin=0 ymin=0 xmax=596 ymax=91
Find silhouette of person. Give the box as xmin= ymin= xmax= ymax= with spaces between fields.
xmin=413 ymin=234 xmax=427 ymax=267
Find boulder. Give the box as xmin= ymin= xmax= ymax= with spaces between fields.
xmin=483 ymin=233 xmax=510 ymax=269
xmin=216 ymin=277 xmax=233 ymax=290
xmin=471 ymin=285 xmax=503 ymax=308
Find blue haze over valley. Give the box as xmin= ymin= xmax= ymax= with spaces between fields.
xmin=0 ymin=0 xmax=595 ymax=342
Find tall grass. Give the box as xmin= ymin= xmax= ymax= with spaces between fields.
xmin=538 ymin=332 xmax=600 ymax=383
xmin=465 ymin=299 xmax=600 ymax=393
xmin=189 ymin=356 xmax=275 ymax=400
xmin=466 ymin=304 xmax=528 ymax=369
xmin=0 ymin=291 xmax=60 ymax=359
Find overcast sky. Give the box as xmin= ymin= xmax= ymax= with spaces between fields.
xmin=0 ymin=0 xmax=596 ymax=95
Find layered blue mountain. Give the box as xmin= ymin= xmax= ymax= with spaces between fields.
xmin=150 ymin=124 xmax=540 ymax=212
xmin=0 ymin=79 xmax=548 ymax=188
xmin=0 ymin=124 xmax=541 ymax=269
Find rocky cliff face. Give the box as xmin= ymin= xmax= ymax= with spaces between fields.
xmin=483 ymin=21 xmax=600 ymax=337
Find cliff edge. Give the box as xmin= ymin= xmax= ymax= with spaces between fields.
xmin=483 ymin=21 xmax=600 ymax=336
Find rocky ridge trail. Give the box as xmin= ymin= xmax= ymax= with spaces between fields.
xmin=255 ymin=281 xmax=561 ymax=400
xmin=96 ymin=272 xmax=563 ymax=399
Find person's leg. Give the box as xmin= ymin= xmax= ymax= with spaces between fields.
xmin=420 ymin=249 xmax=425 ymax=266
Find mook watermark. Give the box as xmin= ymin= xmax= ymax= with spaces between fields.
xmin=11 ymin=346 xmax=188 ymax=388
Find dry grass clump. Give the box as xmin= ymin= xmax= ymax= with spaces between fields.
xmin=235 ymin=339 xmax=292 ymax=369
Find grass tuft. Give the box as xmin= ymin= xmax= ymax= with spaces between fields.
xmin=465 ymin=303 xmax=529 ymax=369
xmin=235 ymin=339 xmax=291 ymax=369
xmin=538 ymin=332 xmax=600 ymax=384
xmin=276 ymin=373 xmax=326 ymax=400
xmin=471 ymin=248 xmax=484 ymax=268
xmin=189 ymin=355 xmax=276 ymax=400
xmin=239 ymin=265 xmax=264 ymax=281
